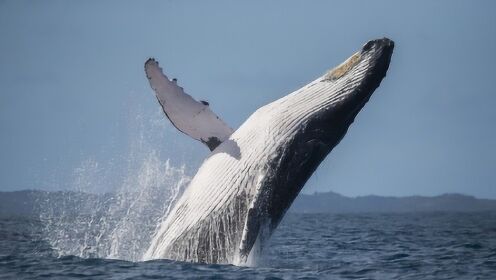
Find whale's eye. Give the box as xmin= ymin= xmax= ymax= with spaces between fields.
xmin=324 ymin=52 xmax=361 ymax=81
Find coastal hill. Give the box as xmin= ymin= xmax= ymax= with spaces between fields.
xmin=290 ymin=191 xmax=496 ymax=213
xmin=1 ymin=190 xmax=496 ymax=217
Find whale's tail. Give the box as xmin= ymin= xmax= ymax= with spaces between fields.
xmin=145 ymin=58 xmax=233 ymax=151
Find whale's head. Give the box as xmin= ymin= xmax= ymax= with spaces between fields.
xmin=319 ymin=38 xmax=394 ymax=130
xmin=254 ymin=38 xmax=394 ymax=239
xmin=255 ymin=38 xmax=394 ymax=145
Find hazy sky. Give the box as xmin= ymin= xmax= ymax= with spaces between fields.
xmin=1 ymin=0 xmax=495 ymax=198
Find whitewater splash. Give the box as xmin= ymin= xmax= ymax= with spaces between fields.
xmin=36 ymin=156 xmax=189 ymax=261
xmin=36 ymin=104 xmax=192 ymax=262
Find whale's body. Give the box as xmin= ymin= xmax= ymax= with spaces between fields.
xmin=143 ymin=38 xmax=394 ymax=264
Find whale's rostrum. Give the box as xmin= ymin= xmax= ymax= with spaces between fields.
xmin=143 ymin=38 xmax=394 ymax=264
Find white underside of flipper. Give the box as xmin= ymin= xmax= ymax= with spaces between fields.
xmin=145 ymin=59 xmax=233 ymax=150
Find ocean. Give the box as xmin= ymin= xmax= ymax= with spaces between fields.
xmin=1 ymin=212 xmax=495 ymax=279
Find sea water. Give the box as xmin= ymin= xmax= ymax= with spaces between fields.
xmin=1 ymin=212 xmax=495 ymax=279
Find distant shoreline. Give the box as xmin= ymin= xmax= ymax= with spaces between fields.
xmin=1 ymin=189 xmax=496 ymax=216
xmin=291 ymin=191 xmax=496 ymax=213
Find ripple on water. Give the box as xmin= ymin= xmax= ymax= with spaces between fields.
xmin=1 ymin=212 xmax=496 ymax=279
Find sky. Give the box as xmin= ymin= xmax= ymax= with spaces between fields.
xmin=0 ymin=0 xmax=495 ymax=198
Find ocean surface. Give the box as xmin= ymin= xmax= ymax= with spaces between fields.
xmin=1 ymin=212 xmax=495 ymax=279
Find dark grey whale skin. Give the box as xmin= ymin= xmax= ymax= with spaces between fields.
xmin=240 ymin=38 xmax=395 ymax=259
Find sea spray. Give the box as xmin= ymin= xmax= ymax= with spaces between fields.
xmin=36 ymin=155 xmax=190 ymax=261
xmin=35 ymin=99 xmax=195 ymax=261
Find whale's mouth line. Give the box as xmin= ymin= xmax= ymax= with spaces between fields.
xmin=328 ymin=38 xmax=395 ymax=127
xmin=354 ymin=38 xmax=394 ymax=110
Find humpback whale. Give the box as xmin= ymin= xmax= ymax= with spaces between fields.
xmin=143 ymin=38 xmax=394 ymax=264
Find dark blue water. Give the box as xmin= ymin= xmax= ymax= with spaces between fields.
xmin=1 ymin=212 xmax=495 ymax=279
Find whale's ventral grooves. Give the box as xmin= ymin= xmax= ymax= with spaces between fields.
xmin=143 ymin=38 xmax=395 ymax=264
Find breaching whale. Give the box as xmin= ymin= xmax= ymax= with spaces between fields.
xmin=143 ymin=38 xmax=394 ymax=264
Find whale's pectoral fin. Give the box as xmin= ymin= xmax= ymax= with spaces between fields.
xmin=145 ymin=58 xmax=234 ymax=151
xmin=238 ymin=207 xmax=261 ymax=261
